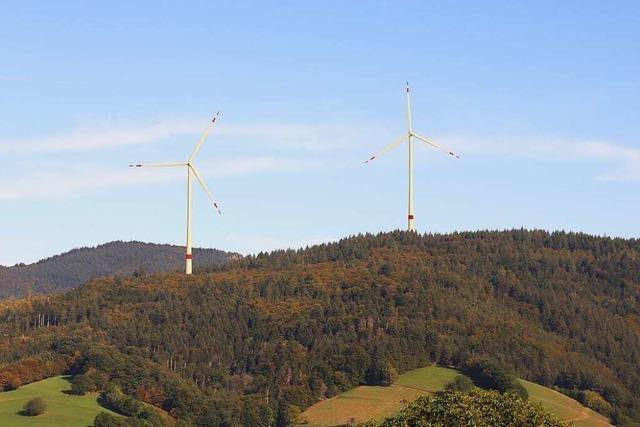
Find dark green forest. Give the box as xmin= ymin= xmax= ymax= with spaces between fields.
xmin=0 ymin=230 xmax=639 ymax=425
xmin=0 ymin=241 xmax=238 ymax=299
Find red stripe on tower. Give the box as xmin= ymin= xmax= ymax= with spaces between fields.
xmin=408 ymin=215 xmax=414 ymax=220
xmin=185 ymin=254 xmax=193 ymax=260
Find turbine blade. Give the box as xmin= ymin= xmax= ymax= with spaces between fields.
xmin=129 ymin=161 xmax=187 ymax=168
xmin=189 ymin=165 xmax=222 ymax=215
xmin=189 ymin=113 xmax=220 ymax=162
xmin=364 ymin=135 xmax=408 ymax=164
xmin=411 ymin=132 xmax=460 ymax=158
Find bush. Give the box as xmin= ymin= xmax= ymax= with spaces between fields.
xmin=71 ymin=374 xmax=95 ymax=395
xmin=99 ymin=384 xmax=145 ymax=417
xmin=465 ymin=360 xmax=513 ymax=391
xmin=579 ymin=390 xmax=613 ymax=415
xmin=94 ymin=410 xmax=165 ymax=427
xmin=445 ymin=375 xmax=474 ymax=393
xmin=94 ymin=412 xmax=123 ymax=427
xmin=511 ymin=380 xmax=529 ymax=400
xmin=365 ymin=360 xmax=398 ymax=386
xmin=0 ymin=372 xmax=22 ymax=391
xmin=23 ymin=397 xmax=46 ymax=416
xmin=464 ymin=360 xmax=527 ymax=398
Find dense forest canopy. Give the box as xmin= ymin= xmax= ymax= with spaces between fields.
xmin=0 ymin=241 xmax=239 ymax=299
xmin=0 ymin=230 xmax=638 ymax=425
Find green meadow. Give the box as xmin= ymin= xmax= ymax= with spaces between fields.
xmin=299 ymin=366 xmax=611 ymax=427
xmin=522 ymin=379 xmax=611 ymax=427
xmin=0 ymin=376 xmax=119 ymax=427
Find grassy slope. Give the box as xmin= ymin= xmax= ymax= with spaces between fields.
xmin=521 ymin=380 xmax=611 ymax=427
xmin=0 ymin=376 xmax=119 ymax=427
xmin=299 ymin=366 xmax=611 ymax=427
xmin=394 ymin=365 xmax=460 ymax=392
xmin=299 ymin=385 xmax=426 ymax=426
xmin=299 ymin=366 xmax=457 ymax=426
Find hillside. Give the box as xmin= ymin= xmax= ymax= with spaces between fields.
xmin=299 ymin=365 xmax=610 ymax=426
xmin=0 ymin=376 xmax=120 ymax=427
xmin=0 ymin=230 xmax=638 ymax=426
xmin=0 ymin=241 xmax=240 ymax=299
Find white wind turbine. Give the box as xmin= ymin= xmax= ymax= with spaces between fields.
xmin=130 ymin=113 xmax=222 ymax=275
xmin=365 ymin=84 xmax=460 ymax=232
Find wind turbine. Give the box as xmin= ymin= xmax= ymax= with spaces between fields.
xmin=365 ymin=84 xmax=460 ymax=232
xmin=129 ymin=113 xmax=222 ymax=275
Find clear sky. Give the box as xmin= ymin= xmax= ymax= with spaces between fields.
xmin=1 ymin=1 xmax=639 ymax=265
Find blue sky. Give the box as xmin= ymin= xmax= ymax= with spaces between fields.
xmin=1 ymin=1 xmax=639 ymax=265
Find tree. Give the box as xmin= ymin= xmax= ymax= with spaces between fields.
xmin=0 ymin=372 xmax=21 ymax=391
xmin=1 ymin=230 xmax=639 ymax=424
xmin=464 ymin=360 xmax=528 ymax=399
xmin=71 ymin=373 xmax=95 ymax=395
xmin=579 ymin=390 xmax=613 ymax=415
xmin=94 ymin=412 xmax=129 ymax=427
xmin=445 ymin=375 xmax=474 ymax=393
xmin=365 ymin=390 xmax=567 ymax=426
xmin=23 ymin=397 xmax=46 ymax=416
xmin=365 ymin=360 xmax=398 ymax=386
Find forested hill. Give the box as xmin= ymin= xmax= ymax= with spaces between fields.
xmin=0 ymin=230 xmax=639 ymax=426
xmin=0 ymin=241 xmax=239 ymax=299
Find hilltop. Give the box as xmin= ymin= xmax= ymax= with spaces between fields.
xmin=0 ymin=230 xmax=638 ymax=425
xmin=0 ymin=241 xmax=240 ymax=299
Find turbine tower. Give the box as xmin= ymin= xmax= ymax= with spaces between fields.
xmin=365 ymin=84 xmax=460 ymax=232
xmin=130 ymin=114 xmax=222 ymax=274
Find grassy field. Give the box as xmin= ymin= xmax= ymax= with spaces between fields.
xmin=0 ymin=376 xmax=119 ymax=427
xmin=298 ymin=384 xmax=426 ymax=426
xmin=298 ymin=366 xmax=611 ymax=427
xmin=298 ymin=366 xmax=458 ymax=426
xmin=394 ymin=365 xmax=461 ymax=392
xmin=522 ymin=379 xmax=611 ymax=427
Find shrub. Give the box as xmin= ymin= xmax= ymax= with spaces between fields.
xmin=23 ymin=397 xmax=46 ymax=416
xmin=94 ymin=410 xmax=166 ymax=427
xmin=445 ymin=375 xmax=474 ymax=393
xmin=0 ymin=372 xmax=22 ymax=391
xmin=94 ymin=412 xmax=131 ymax=427
xmin=465 ymin=360 xmax=513 ymax=391
xmin=365 ymin=360 xmax=398 ymax=386
xmin=71 ymin=374 xmax=95 ymax=395
xmin=579 ymin=390 xmax=613 ymax=415
xmin=99 ymin=384 xmax=145 ymax=417
xmin=464 ymin=359 xmax=528 ymax=398
xmin=511 ymin=380 xmax=529 ymax=400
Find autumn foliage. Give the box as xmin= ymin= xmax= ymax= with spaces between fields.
xmin=0 ymin=230 xmax=638 ymax=425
